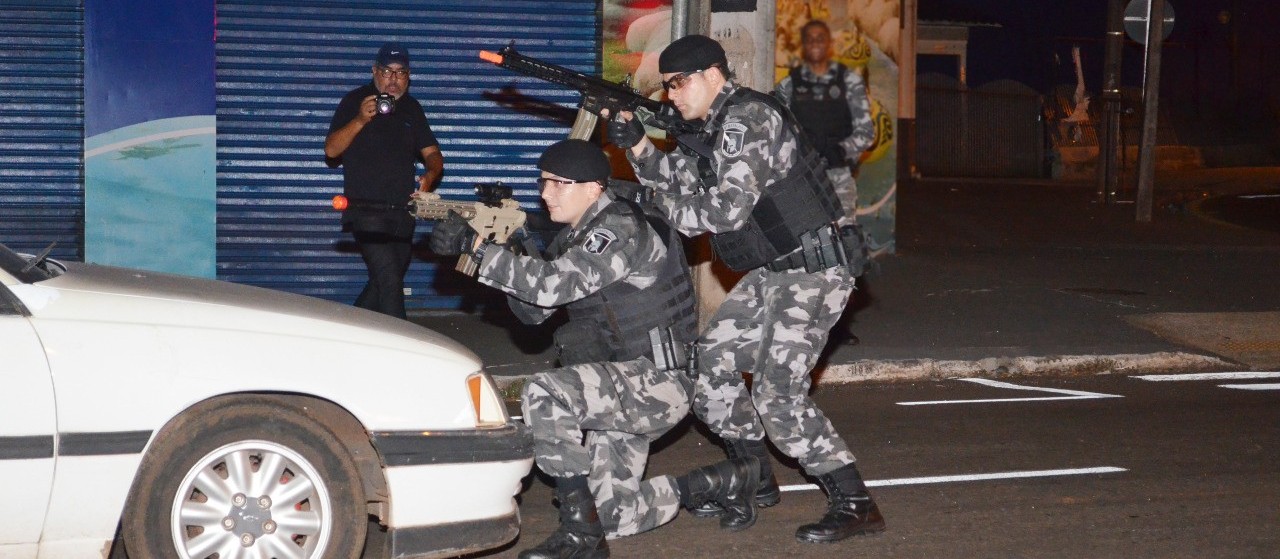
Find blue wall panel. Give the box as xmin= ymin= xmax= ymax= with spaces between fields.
xmin=0 ymin=1 xmax=84 ymax=260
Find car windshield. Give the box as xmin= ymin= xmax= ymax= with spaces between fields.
xmin=0 ymin=241 xmax=57 ymax=283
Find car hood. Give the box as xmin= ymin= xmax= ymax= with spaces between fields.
xmin=19 ymin=261 xmax=481 ymax=368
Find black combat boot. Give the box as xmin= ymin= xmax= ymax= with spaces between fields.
xmin=677 ymin=456 xmax=761 ymax=531
xmin=519 ymin=476 xmax=609 ymax=559
xmin=795 ymin=463 xmax=886 ymax=543
xmin=689 ymin=438 xmax=781 ymax=518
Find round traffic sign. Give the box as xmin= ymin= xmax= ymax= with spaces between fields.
xmin=1124 ymin=0 xmax=1176 ymax=44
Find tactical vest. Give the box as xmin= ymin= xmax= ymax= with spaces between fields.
xmin=555 ymin=199 xmax=698 ymax=367
xmin=692 ymin=87 xmax=844 ymax=272
xmin=788 ymin=64 xmax=854 ymax=161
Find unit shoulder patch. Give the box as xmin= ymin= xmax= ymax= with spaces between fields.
xmin=720 ymin=122 xmax=747 ymax=158
xmin=582 ymin=227 xmax=617 ymax=254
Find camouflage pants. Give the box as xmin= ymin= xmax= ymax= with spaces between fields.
xmin=522 ymin=357 xmax=691 ymax=538
xmin=693 ymin=265 xmax=857 ymax=476
xmin=828 ymin=165 xmax=858 ymax=224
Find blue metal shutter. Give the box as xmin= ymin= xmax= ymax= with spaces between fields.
xmin=216 ymin=0 xmax=599 ymax=309
xmin=0 ymin=1 xmax=84 ymax=259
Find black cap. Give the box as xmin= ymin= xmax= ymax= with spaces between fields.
xmin=376 ymin=42 xmax=410 ymax=68
xmin=538 ymin=140 xmax=610 ymax=183
xmin=659 ymin=34 xmax=727 ymax=73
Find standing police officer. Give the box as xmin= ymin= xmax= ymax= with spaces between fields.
xmin=430 ymin=139 xmax=761 ymax=558
xmin=775 ymin=19 xmax=876 ymax=222
xmin=609 ymin=35 xmax=882 ymax=544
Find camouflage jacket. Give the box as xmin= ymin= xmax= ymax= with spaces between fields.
xmin=774 ymin=61 xmax=875 ymax=158
xmin=476 ymin=192 xmax=668 ymax=325
xmin=627 ymin=82 xmax=797 ymax=238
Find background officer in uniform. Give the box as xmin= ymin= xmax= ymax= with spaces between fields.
xmin=610 ymin=35 xmax=883 ymax=544
xmin=325 ymin=42 xmax=444 ymax=319
xmin=430 ymin=139 xmax=761 ymax=558
xmin=775 ymin=19 xmax=875 ymax=223
xmin=775 ymin=19 xmax=877 ymax=345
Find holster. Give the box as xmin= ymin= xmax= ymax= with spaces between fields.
xmin=838 ymin=223 xmax=871 ymax=277
xmin=683 ymin=342 xmax=700 ymax=382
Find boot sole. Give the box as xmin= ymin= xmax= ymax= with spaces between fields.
xmin=794 ymin=522 xmax=886 ymax=544
xmin=689 ymin=484 xmax=781 ymax=518
xmin=688 ymin=494 xmax=780 ymax=518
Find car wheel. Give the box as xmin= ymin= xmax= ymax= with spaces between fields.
xmin=122 ymin=398 xmax=367 ymax=559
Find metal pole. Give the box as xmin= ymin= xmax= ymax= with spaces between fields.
xmin=671 ymin=0 xmax=689 ymax=41
xmin=1135 ymin=0 xmax=1165 ymax=222
xmin=899 ymin=0 xmax=917 ymax=181
xmin=1098 ymin=0 xmax=1124 ymax=204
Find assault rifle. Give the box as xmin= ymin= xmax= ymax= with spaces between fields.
xmin=333 ymin=182 xmax=527 ymax=275
xmin=479 ymin=43 xmax=699 ymax=135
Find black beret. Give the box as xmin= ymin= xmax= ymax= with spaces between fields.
xmin=537 ymin=139 xmax=610 ymax=183
xmin=659 ymin=34 xmax=727 ymax=73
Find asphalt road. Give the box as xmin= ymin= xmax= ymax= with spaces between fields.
xmin=475 ymin=372 xmax=1280 ymax=559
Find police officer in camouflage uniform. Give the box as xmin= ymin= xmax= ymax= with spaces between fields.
xmin=776 ymin=19 xmax=877 ymax=346
xmin=609 ymin=35 xmax=884 ymax=544
xmin=775 ymin=20 xmax=875 ymax=222
xmin=430 ymin=139 xmax=762 ymax=558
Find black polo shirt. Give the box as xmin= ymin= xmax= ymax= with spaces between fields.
xmin=328 ymin=83 xmax=438 ymax=204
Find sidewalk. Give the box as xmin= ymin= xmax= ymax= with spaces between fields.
xmin=411 ymin=167 xmax=1280 ymax=387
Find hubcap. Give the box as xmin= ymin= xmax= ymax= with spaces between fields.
xmin=171 ymin=440 xmax=333 ymax=558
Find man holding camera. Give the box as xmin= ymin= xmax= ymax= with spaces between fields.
xmin=325 ymin=42 xmax=444 ymax=319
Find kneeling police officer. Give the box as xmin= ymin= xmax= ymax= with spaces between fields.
xmin=430 ymin=139 xmax=761 ymax=558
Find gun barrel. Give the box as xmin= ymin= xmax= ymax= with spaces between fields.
xmin=479 ymin=45 xmax=669 ymax=116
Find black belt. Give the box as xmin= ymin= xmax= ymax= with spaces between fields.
xmin=763 ymin=222 xmax=848 ymax=273
xmin=765 ymin=251 xmax=808 ymax=272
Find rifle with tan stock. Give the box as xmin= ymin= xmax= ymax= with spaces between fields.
xmin=333 ymin=182 xmax=527 ymax=275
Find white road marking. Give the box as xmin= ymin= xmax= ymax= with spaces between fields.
xmin=897 ymin=378 xmax=1122 ymax=406
xmin=1219 ymin=383 xmax=1280 ymax=391
xmin=779 ymin=466 xmax=1128 ymax=492
xmin=1132 ymin=372 xmax=1280 ymax=381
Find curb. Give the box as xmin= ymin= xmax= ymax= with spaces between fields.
xmin=493 ymin=351 xmax=1236 ymax=403
xmin=816 ymin=352 xmax=1236 ymax=383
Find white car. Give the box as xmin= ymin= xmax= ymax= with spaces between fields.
xmin=0 ymin=242 xmax=533 ymax=559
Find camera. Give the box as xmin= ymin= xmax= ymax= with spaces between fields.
xmin=375 ymin=93 xmax=395 ymax=115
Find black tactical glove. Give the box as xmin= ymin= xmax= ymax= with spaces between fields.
xmin=429 ymin=210 xmax=476 ymax=256
xmin=609 ymin=180 xmax=652 ymax=205
xmin=608 ymin=113 xmax=646 ymax=149
xmin=822 ymin=144 xmax=848 ymax=168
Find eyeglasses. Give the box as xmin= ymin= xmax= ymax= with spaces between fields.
xmin=375 ymin=66 xmax=410 ymax=79
xmin=539 ymin=176 xmax=583 ymax=192
xmin=661 ymin=68 xmax=707 ymax=92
